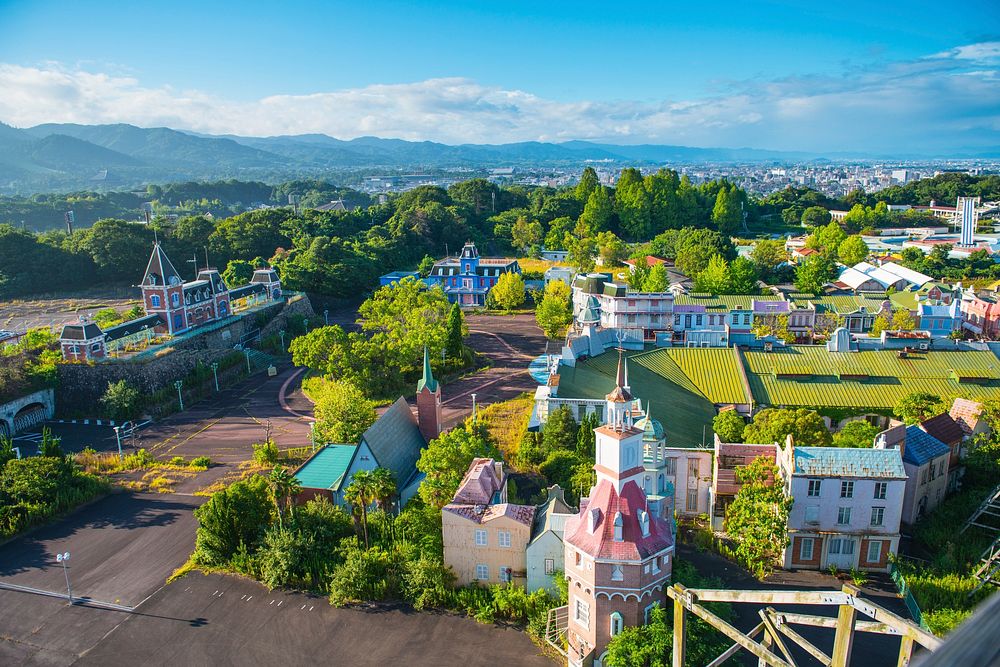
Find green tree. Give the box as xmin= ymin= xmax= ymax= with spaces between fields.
xmin=833 ymin=421 xmax=880 ymax=448
xmin=576 ymin=411 xmax=600 ymax=458
xmin=743 ymin=408 xmax=832 ymax=446
xmin=892 ymin=308 xmax=916 ymax=331
xmin=370 ymin=467 xmax=398 ymax=510
xmin=729 ymin=256 xmax=758 ymax=294
xmin=358 ymin=277 xmax=452 ymax=368
xmin=838 ymin=235 xmax=870 ymax=266
xmin=596 ymin=231 xmax=628 ymax=267
xmin=511 ymin=217 xmax=543 ymax=255
xmin=870 ymin=312 xmax=890 ymax=338
xmin=38 ymin=427 xmax=64 ymax=458
xmin=100 ymin=379 xmax=141 ymax=422
xmin=491 ymin=272 xmax=526 ymax=311
xmin=614 ymin=168 xmax=652 ymax=240
xmin=693 ymin=254 xmax=731 ymax=294
xmin=643 ymin=264 xmax=669 ymax=292
xmin=751 ymin=314 xmax=795 ymax=344
xmin=724 ymin=456 xmax=792 ymax=575
xmin=268 ymin=465 xmax=302 ymax=528
xmin=751 ymin=239 xmax=787 ymax=281
xmin=417 ymin=254 xmax=436 ymax=277
xmin=713 ymin=410 xmax=746 ymax=442
xmin=445 ymin=303 xmax=465 ymax=359
xmin=894 ymin=392 xmax=946 ymax=425
xmin=579 ymin=186 xmax=615 ymax=235
xmin=535 ymin=280 xmax=574 ymax=339
xmin=807 ymin=221 xmax=848 ymax=257
xmin=222 ymin=259 xmax=254 ymax=287
xmin=539 ymin=450 xmax=586 ymax=494
xmin=416 ymin=424 xmax=500 ymax=508
xmin=801 ymin=206 xmax=832 ymax=228
xmin=567 ymin=234 xmax=596 ymax=273
xmin=711 ymin=186 xmax=742 ymax=235
xmin=794 ymin=255 xmax=836 ymax=295
xmin=542 ymin=405 xmax=579 ymax=454
xmin=674 ymin=228 xmax=735 ymax=276
xmin=344 ymin=469 xmax=378 ymax=548
xmin=193 ymin=474 xmax=273 ymax=566
xmin=312 ymin=379 xmax=378 ymax=445
xmin=576 ymin=167 xmax=600 ymax=201
xmin=0 ymin=435 xmax=15 ymax=468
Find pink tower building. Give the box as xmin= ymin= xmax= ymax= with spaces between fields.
xmin=562 ymin=352 xmax=675 ymax=667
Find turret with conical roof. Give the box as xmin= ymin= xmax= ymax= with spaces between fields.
xmin=141 ymin=242 xmax=182 ymax=287
xmin=416 ymin=346 xmax=442 ymax=442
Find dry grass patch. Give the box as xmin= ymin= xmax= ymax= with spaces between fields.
xmin=479 ymin=393 xmax=534 ymax=461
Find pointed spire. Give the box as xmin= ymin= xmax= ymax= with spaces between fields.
xmin=417 ymin=345 xmax=438 ymax=393
xmin=623 ymin=355 xmax=630 ymax=391
xmin=141 ymin=242 xmax=181 ymax=287
xmin=615 ymin=347 xmax=626 ymax=389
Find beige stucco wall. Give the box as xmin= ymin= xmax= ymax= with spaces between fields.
xmin=442 ymin=511 xmax=531 ymax=587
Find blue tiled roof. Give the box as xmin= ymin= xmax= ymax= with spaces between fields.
xmin=794 ymin=446 xmax=906 ymax=479
xmin=903 ymin=426 xmax=951 ymax=466
xmin=294 ymin=444 xmax=358 ymax=491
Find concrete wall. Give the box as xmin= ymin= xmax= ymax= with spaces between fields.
xmin=0 ymin=388 xmax=55 ymax=436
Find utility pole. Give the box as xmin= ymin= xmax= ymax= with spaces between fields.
xmin=471 ymin=393 xmax=478 ymax=422
xmin=211 ymin=362 xmax=219 ymax=391
xmin=113 ymin=426 xmax=123 ymax=460
xmin=174 ymin=380 xmax=184 ymax=411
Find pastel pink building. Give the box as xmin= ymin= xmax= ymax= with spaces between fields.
xmin=961 ymin=291 xmax=1000 ymax=338
xmin=562 ymin=353 xmax=674 ymax=667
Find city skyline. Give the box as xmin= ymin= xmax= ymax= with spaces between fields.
xmin=0 ymin=1 xmax=998 ymax=152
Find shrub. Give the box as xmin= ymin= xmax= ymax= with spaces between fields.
xmin=169 ymin=456 xmax=186 ymax=466
xmin=252 ymin=440 xmax=279 ymax=466
xmin=193 ymin=475 xmax=273 ymax=566
xmin=328 ymin=541 xmax=401 ymax=606
xmin=190 ymin=456 xmax=212 ymax=468
xmin=850 ymin=567 xmax=869 ymax=587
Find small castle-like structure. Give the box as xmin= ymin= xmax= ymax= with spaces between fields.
xmin=60 ymin=243 xmax=282 ymax=361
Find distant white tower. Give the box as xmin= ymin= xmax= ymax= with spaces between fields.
xmin=958 ymin=196 xmax=980 ymax=247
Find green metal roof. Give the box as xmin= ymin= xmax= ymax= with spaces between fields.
xmin=294 ymin=444 xmax=358 ymax=491
xmin=637 ymin=347 xmax=749 ymax=406
xmin=557 ymin=351 xmax=716 ymax=448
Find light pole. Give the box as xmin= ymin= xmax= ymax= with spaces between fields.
xmin=471 ymin=393 xmax=478 ymax=423
xmin=245 ymin=348 xmax=251 ymax=374
xmin=303 ymin=318 xmax=309 ymax=332
xmin=56 ymin=551 xmax=72 ymax=604
xmin=113 ymin=426 xmax=123 ymax=460
xmin=174 ymin=380 xmax=184 ymax=411
xmin=324 ymin=309 xmax=329 ymax=325
xmin=211 ymin=362 xmax=219 ymax=391
xmin=279 ymin=330 xmax=286 ymax=352
xmin=310 ymin=422 xmax=316 ymax=452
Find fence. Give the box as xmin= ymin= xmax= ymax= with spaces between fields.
xmin=890 ymin=562 xmax=931 ymax=631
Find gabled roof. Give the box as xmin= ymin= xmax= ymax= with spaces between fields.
xmin=229 ymin=283 xmax=267 ymax=300
xmin=452 ymin=457 xmax=504 ymax=505
xmin=563 ymin=479 xmax=674 ymax=560
xmin=879 ymin=262 xmax=932 ymax=287
xmin=142 ymin=243 xmax=182 ymax=286
xmin=60 ymin=322 xmax=103 ymax=341
xmin=902 ymin=425 xmax=951 ymax=466
xmin=102 ymin=314 xmax=163 ymax=342
xmin=294 ymin=444 xmax=359 ymax=491
xmin=950 ymin=398 xmax=985 ymax=435
xmin=444 ymin=501 xmax=536 ymax=526
xmin=360 ymin=397 xmax=427 ymax=487
xmin=919 ymin=413 xmax=964 ymax=446
xmin=530 ymin=485 xmax=576 ymax=543
xmin=792 ymin=446 xmax=906 ymax=479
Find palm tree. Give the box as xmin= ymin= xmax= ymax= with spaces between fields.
xmin=268 ymin=466 xmax=301 ymax=528
xmin=370 ymin=468 xmax=398 ymax=512
xmin=344 ymin=470 xmax=377 ymax=549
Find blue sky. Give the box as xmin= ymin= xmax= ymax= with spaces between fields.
xmin=0 ymin=0 xmax=998 ymax=152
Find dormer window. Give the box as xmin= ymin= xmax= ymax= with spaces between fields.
xmin=613 ymin=511 xmax=623 ymax=542
xmin=638 ymin=509 xmax=650 ymax=537
xmin=589 ymin=508 xmax=602 ymax=533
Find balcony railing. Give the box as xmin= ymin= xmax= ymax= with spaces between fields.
xmin=545 ymin=605 xmax=568 ymax=658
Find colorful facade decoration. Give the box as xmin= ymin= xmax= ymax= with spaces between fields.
xmin=427 ymin=242 xmax=520 ymax=307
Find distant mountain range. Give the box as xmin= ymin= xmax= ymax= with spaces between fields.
xmin=0 ymin=121 xmax=996 ymax=195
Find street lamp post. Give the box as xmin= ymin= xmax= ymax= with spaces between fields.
xmin=56 ymin=551 xmax=72 ymax=604
xmin=113 ymin=426 xmax=123 ymax=460
xmin=310 ymin=422 xmax=316 ymax=452
xmin=279 ymin=330 xmax=286 ymax=352
xmin=174 ymin=380 xmax=184 ymax=412
xmin=245 ymin=348 xmax=251 ymax=374
xmin=471 ymin=393 xmax=478 ymax=423
xmin=211 ymin=362 xmax=219 ymax=391
xmin=324 ymin=309 xmax=329 ymax=325
xmin=303 ymin=318 xmax=309 ymax=332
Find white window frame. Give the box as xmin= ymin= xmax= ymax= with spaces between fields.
xmin=874 ymin=482 xmax=887 ymax=500
xmin=867 ymin=540 xmax=882 ymax=563
xmin=644 ymin=602 xmax=657 ymax=624
xmin=475 ymin=529 xmax=487 ymax=546
xmin=475 ymin=564 xmax=489 ymax=580
xmin=611 ymin=565 xmax=624 ymax=581
xmin=805 ymin=505 xmax=820 ymax=524
xmin=837 ymin=506 xmax=852 ymax=525
xmin=807 ymin=479 xmax=821 ymax=497
xmin=499 ymin=566 xmax=511 ymax=583
xmin=574 ymin=598 xmax=590 ymax=629
xmin=871 ymin=506 xmax=885 ymax=527
xmin=610 ymin=612 xmax=623 ymax=637
xmin=841 ymin=481 xmax=854 ymax=498
xmin=800 ymin=537 xmax=814 ymax=561
xmin=544 ymin=558 xmax=555 ymax=575
xmin=498 ymin=530 xmax=511 ymax=548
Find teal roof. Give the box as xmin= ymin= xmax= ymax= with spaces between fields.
xmin=793 ymin=447 xmax=906 ymax=479
xmin=294 ymin=444 xmax=358 ymax=491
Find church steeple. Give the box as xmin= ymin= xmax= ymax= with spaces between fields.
xmin=417 ymin=346 xmax=438 ymax=393
xmin=605 ymin=349 xmax=633 ymax=429
xmin=416 ymin=346 xmax=442 ymax=442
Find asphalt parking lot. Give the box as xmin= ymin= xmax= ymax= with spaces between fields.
xmin=0 ymin=492 xmax=202 ymax=607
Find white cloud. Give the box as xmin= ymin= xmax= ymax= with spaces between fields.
xmin=0 ymin=42 xmax=998 ymax=152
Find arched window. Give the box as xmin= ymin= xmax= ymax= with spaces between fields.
xmin=610 ymin=612 xmax=623 ymax=637
xmin=150 ymin=295 xmax=161 ymax=308
xmin=171 ymin=292 xmax=180 ymax=307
